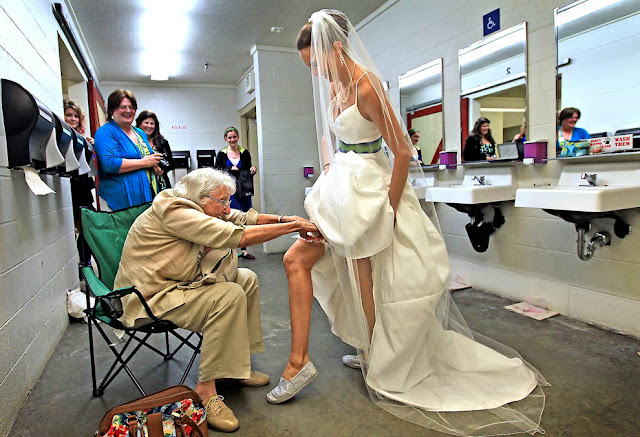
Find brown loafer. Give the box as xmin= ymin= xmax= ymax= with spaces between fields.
xmin=239 ymin=370 xmax=270 ymax=387
xmin=204 ymin=395 xmax=239 ymax=432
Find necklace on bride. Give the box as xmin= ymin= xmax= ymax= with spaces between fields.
xmin=341 ymin=60 xmax=357 ymax=104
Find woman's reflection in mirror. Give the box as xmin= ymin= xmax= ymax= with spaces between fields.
xmin=463 ymin=117 xmax=497 ymax=161
xmin=513 ymin=117 xmax=526 ymax=143
xmin=557 ymin=107 xmax=591 ymax=157
xmin=408 ymin=128 xmax=422 ymax=163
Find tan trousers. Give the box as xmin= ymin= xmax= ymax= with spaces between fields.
xmin=161 ymin=268 xmax=264 ymax=382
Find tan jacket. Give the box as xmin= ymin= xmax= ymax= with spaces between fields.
xmin=114 ymin=189 xmax=258 ymax=328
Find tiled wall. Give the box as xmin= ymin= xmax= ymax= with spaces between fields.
xmin=0 ymin=1 xmax=78 ymax=434
xmin=100 ymin=83 xmax=238 ymax=173
xmin=359 ymin=0 xmax=640 ymax=336
xmin=252 ymin=46 xmax=319 ymax=253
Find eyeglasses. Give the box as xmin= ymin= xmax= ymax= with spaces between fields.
xmin=118 ymin=105 xmax=137 ymax=112
xmin=207 ymin=195 xmax=231 ymax=208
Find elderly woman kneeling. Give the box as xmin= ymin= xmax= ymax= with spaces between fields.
xmin=114 ymin=168 xmax=320 ymax=432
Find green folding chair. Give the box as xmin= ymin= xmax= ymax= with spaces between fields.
xmin=79 ymin=203 xmax=202 ymax=397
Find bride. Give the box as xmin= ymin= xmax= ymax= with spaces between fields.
xmin=266 ymin=9 xmax=547 ymax=436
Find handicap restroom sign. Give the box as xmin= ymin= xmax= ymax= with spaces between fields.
xmin=483 ymin=8 xmax=500 ymax=36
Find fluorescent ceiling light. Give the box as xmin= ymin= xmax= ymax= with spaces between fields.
xmin=150 ymin=73 xmax=169 ymax=81
xmin=139 ymin=0 xmax=194 ymax=80
xmin=143 ymin=49 xmax=179 ymax=79
xmin=556 ymin=0 xmax=623 ymax=26
xmin=140 ymin=0 xmax=195 ymax=13
xmin=399 ymin=63 xmax=440 ymax=89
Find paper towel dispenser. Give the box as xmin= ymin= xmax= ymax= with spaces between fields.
xmin=197 ymin=149 xmax=216 ymax=168
xmin=54 ymin=113 xmax=80 ymax=175
xmin=74 ymin=131 xmax=91 ymax=175
xmin=173 ymin=150 xmax=191 ymax=169
xmin=1 ymin=79 xmax=62 ymax=169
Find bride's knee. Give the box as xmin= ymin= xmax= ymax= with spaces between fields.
xmin=283 ymin=248 xmax=305 ymax=272
xmin=283 ymin=241 xmax=322 ymax=273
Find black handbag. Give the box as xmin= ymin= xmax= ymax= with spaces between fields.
xmin=237 ymin=169 xmax=254 ymax=197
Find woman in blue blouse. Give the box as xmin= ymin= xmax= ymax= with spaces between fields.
xmin=94 ymin=89 xmax=164 ymax=210
xmin=557 ymin=107 xmax=590 ymax=157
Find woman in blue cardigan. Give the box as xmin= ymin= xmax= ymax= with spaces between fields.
xmin=94 ymin=89 xmax=164 ymax=210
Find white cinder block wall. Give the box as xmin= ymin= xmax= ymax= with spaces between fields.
xmin=0 ymin=1 xmax=78 ymax=435
xmin=100 ymin=83 xmax=237 ymax=173
xmin=236 ymin=67 xmax=256 ymax=111
xmin=558 ymin=12 xmax=640 ymax=134
xmin=251 ymin=46 xmax=319 ymax=253
xmin=359 ymin=0 xmax=640 ymax=336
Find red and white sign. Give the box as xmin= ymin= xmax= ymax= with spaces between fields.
xmin=171 ymin=125 xmax=188 ymax=130
xmin=589 ymin=134 xmax=634 ymax=153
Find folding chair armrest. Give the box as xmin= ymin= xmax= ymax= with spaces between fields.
xmin=108 ymin=288 xmax=162 ymax=323
xmin=81 ymin=266 xmax=161 ymax=323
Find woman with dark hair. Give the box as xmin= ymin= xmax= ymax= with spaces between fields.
xmin=266 ymin=9 xmax=546 ymax=437
xmin=463 ymin=117 xmax=496 ymax=161
xmin=135 ymin=110 xmax=174 ymax=190
xmin=214 ymin=126 xmax=257 ymax=259
xmin=557 ymin=107 xmax=590 ymax=157
xmin=93 ymin=89 xmax=164 ymax=210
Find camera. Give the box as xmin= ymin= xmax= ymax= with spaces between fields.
xmin=157 ymin=154 xmax=170 ymax=172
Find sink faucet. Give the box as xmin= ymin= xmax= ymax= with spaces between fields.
xmin=472 ymin=175 xmax=486 ymax=185
xmin=581 ymin=173 xmax=597 ymax=186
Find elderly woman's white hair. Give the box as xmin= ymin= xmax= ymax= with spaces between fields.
xmin=173 ymin=168 xmax=236 ymax=204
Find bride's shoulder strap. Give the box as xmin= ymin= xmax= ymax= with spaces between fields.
xmin=354 ymin=71 xmax=372 ymax=105
xmin=355 ymin=71 xmax=387 ymax=108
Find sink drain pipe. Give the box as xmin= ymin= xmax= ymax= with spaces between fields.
xmin=576 ymin=224 xmax=611 ymax=261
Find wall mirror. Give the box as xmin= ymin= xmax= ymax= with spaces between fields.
xmin=459 ymin=22 xmax=527 ymax=162
xmin=399 ymin=58 xmax=443 ymax=165
xmin=556 ymin=0 xmax=640 ymax=153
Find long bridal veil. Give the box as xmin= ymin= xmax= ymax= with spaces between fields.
xmin=305 ymin=9 xmax=547 ymax=436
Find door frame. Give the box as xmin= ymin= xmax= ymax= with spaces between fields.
xmin=407 ymin=104 xmax=444 ymax=165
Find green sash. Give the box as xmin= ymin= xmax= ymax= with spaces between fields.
xmin=338 ymin=137 xmax=382 ymax=154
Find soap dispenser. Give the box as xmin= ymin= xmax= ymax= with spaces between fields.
xmin=1 ymin=79 xmax=62 ymax=169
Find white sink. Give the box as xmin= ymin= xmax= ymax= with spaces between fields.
xmin=409 ymin=170 xmax=436 ymax=200
xmin=427 ymin=168 xmax=516 ymax=204
xmin=515 ymin=163 xmax=640 ymax=212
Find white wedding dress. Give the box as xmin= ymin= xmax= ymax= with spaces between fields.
xmin=304 ymin=85 xmax=544 ymax=435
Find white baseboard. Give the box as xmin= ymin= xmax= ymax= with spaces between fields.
xmin=450 ymin=258 xmax=640 ymax=338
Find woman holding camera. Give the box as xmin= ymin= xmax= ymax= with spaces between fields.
xmin=94 ymin=89 xmax=164 ymax=211
xmin=136 ymin=110 xmax=174 ymax=191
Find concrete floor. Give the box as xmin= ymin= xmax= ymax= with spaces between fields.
xmin=7 ymin=252 xmax=640 ymax=436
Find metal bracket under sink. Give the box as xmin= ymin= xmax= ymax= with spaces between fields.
xmin=446 ymin=203 xmax=506 ymax=252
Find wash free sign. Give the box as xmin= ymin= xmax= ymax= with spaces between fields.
xmin=483 ymin=9 xmax=500 ymax=36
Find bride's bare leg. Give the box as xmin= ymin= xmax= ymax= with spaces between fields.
xmin=356 ymin=258 xmax=375 ymax=341
xmin=282 ymin=238 xmax=325 ymax=380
